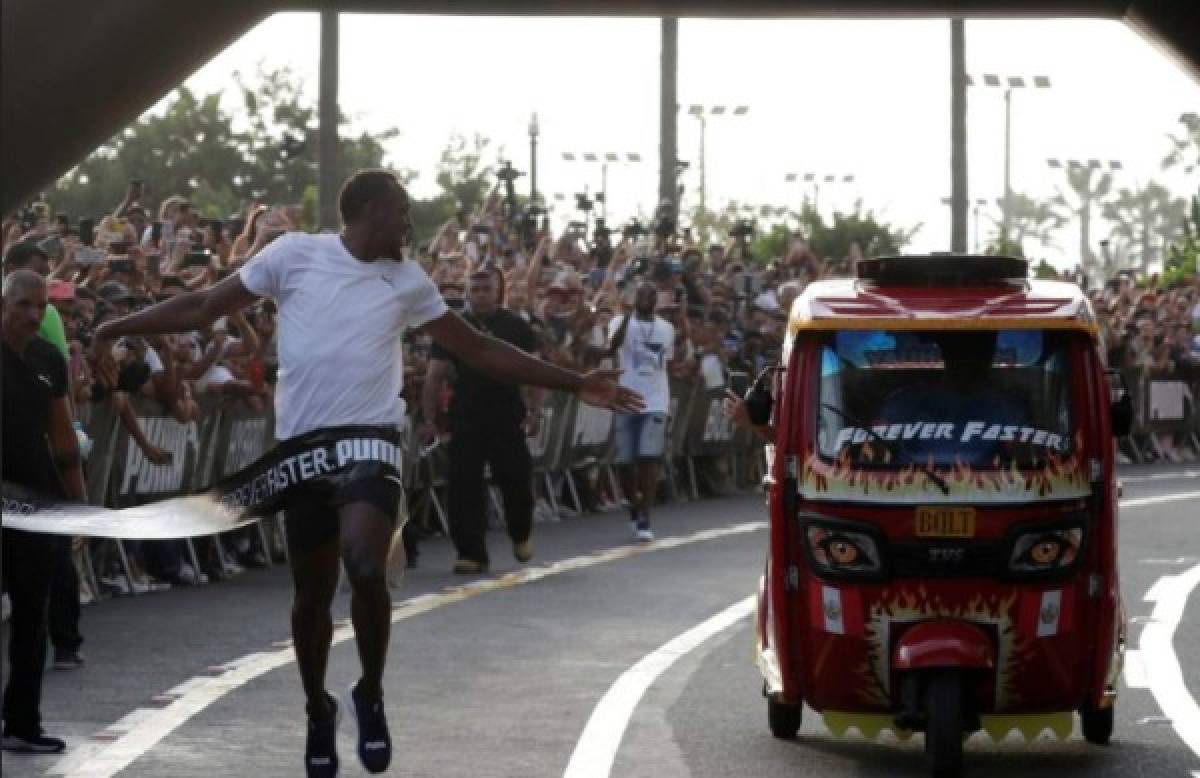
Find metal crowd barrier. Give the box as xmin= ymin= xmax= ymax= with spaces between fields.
xmin=77 ymin=380 xmax=766 ymax=597
xmin=410 ymin=379 xmax=764 ymax=534
xmin=1119 ymin=367 xmax=1200 ymax=463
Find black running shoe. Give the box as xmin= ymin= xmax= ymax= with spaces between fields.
xmin=344 ymin=681 xmax=391 ymax=774
xmin=1 ymin=730 xmax=66 ymax=754
xmin=305 ymin=692 xmax=340 ymax=778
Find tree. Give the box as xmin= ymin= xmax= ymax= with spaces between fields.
xmin=1102 ymin=182 xmax=1188 ymax=272
xmin=1161 ymin=189 xmax=1199 ymax=287
xmin=50 ymin=66 xmax=404 ymax=227
xmin=750 ymin=201 xmax=917 ymax=267
xmin=1050 ymin=163 xmax=1113 ymax=284
xmin=983 ymin=193 xmax=1066 ymax=258
xmin=1162 ymin=112 xmax=1200 ymax=175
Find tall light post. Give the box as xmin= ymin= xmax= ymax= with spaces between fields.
xmin=688 ymin=103 xmax=748 ymax=214
xmin=785 ymin=172 xmax=855 ymax=219
xmin=562 ymin=151 xmax=641 ymax=222
xmin=972 ymin=198 xmax=988 ymax=252
xmin=528 ymin=112 xmax=540 ymax=205
xmin=968 ymin=73 xmax=1051 ymax=247
xmin=942 ymin=196 xmax=992 ymax=252
xmin=1047 ymin=157 xmax=1122 ymax=278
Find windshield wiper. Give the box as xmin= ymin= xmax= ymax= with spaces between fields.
xmin=820 ymin=403 xmax=950 ymax=496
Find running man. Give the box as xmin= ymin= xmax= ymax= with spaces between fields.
xmin=91 ymin=170 xmax=643 ymax=777
xmin=607 ymin=281 xmax=674 ymax=542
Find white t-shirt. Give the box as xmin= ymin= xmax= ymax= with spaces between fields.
xmin=608 ymin=314 xmax=674 ymax=414
xmin=238 ymin=233 xmax=447 ymax=439
xmin=700 ymin=352 xmax=726 ymax=390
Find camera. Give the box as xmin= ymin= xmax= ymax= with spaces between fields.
xmin=654 ymin=200 xmax=675 ymax=239
xmin=108 ymin=258 xmax=135 ymax=274
xmin=730 ymin=219 xmax=755 ymax=240
xmin=622 ymin=221 xmax=647 ymax=240
xmin=78 ymin=217 xmax=95 ymax=246
xmin=496 ymin=160 xmax=524 ymax=184
xmin=183 ymin=249 xmax=213 ymax=268
xmin=517 ymin=205 xmax=545 ymax=251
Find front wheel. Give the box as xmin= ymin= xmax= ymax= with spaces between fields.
xmin=924 ymin=670 xmax=965 ymax=778
xmin=767 ymin=695 xmax=803 ymax=739
xmin=1081 ymin=703 xmax=1114 ymax=745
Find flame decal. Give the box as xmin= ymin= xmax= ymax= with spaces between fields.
xmin=864 ymin=587 xmax=1023 ymax=709
xmin=800 ymin=432 xmax=1090 ymax=504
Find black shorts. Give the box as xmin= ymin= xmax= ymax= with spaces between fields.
xmin=282 ymin=470 xmax=404 ymax=557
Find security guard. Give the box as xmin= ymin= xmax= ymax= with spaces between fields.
xmin=421 ymin=267 xmax=542 ymax=573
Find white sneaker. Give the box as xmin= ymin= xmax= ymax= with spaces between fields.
xmin=99 ymin=575 xmax=132 ymax=596
xmin=635 ymin=517 xmax=654 ymax=543
xmin=176 ymin=563 xmax=206 ymax=586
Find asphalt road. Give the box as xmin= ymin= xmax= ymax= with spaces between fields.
xmin=4 ymin=463 xmax=1199 ymax=778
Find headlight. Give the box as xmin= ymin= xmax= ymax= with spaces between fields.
xmin=804 ymin=522 xmax=884 ymax=579
xmin=1008 ymin=524 xmax=1084 ymax=575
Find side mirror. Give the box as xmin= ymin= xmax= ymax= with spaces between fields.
xmin=1106 ymin=369 xmax=1133 ymax=438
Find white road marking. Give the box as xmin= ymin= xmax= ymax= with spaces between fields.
xmin=1122 ymin=649 xmax=1149 ymax=689
xmin=563 ymin=597 xmax=755 ymax=778
xmin=1140 ymin=562 xmax=1200 ymax=762
xmin=54 ymin=521 xmax=766 ymax=778
xmin=1120 ymin=470 xmax=1200 ymax=484
xmin=1120 ymin=491 xmax=1200 ymax=509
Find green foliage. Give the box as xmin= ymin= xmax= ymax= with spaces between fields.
xmin=1031 ymin=258 xmax=1060 ymax=279
xmin=49 ymin=66 xmax=403 ymax=227
xmin=1160 ymin=190 xmax=1199 ymax=287
xmin=407 ymin=133 xmax=500 ymax=245
xmin=747 ymin=201 xmax=917 ymax=266
xmin=984 ymin=193 xmax=1067 ymax=257
xmin=1102 ymin=182 xmax=1188 ymax=272
xmin=1162 ymin=112 xmax=1200 ymax=175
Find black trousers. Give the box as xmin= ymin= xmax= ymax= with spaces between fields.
xmin=447 ymin=417 xmax=533 ymax=564
xmin=49 ymin=541 xmax=82 ymax=653
xmin=2 ymin=529 xmax=59 ymax=736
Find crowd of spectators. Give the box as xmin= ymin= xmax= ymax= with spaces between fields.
xmin=3 ymin=177 xmax=1198 ymax=603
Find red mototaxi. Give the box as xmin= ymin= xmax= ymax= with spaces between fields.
xmin=754 ymin=256 xmax=1127 ymax=774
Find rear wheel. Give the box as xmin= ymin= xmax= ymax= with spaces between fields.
xmin=924 ymin=670 xmax=965 ymax=778
xmin=1081 ymin=703 xmax=1114 ymax=745
xmin=767 ymin=695 xmax=803 ymax=739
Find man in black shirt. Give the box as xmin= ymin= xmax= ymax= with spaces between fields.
xmin=421 ymin=268 xmax=541 ymax=573
xmin=1 ymin=270 xmax=87 ymax=754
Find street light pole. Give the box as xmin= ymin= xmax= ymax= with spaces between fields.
xmin=1002 ymin=86 xmax=1013 ymax=245
xmin=688 ymin=104 xmax=747 ymax=218
xmin=971 ymin=73 xmax=1050 ymax=250
xmin=529 ymin=112 xmax=539 ymax=204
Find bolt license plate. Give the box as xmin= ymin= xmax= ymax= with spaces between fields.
xmin=915 ymin=506 xmax=976 ymax=538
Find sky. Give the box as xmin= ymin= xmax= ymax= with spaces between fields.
xmin=171 ymin=13 xmax=1199 ymax=267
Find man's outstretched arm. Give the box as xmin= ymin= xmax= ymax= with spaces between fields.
xmin=92 ymin=274 xmax=260 ymax=385
xmin=422 ymin=311 xmax=643 ymax=413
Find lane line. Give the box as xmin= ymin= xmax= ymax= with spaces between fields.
xmin=54 ymin=521 xmax=766 ymax=778
xmin=1120 ymin=492 xmax=1200 ymax=509
xmin=563 ymin=597 xmax=755 ymax=778
xmin=1140 ymin=562 xmax=1200 ymax=762
xmin=1120 ymin=470 xmax=1200 ymax=484
xmin=554 ymin=489 xmax=1200 ymax=778
xmin=58 ymin=489 xmax=1200 ymax=775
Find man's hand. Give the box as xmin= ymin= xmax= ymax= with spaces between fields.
xmin=722 ymin=389 xmax=752 ymax=431
xmin=89 ymin=332 xmax=118 ymax=388
xmin=578 ymin=369 xmax=643 ymax=413
xmin=140 ymin=442 xmax=173 ymax=466
xmin=523 ymin=409 xmax=542 ymax=438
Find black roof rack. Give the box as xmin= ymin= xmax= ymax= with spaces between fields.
xmin=857 ymin=254 xmax=1028 ymax=285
